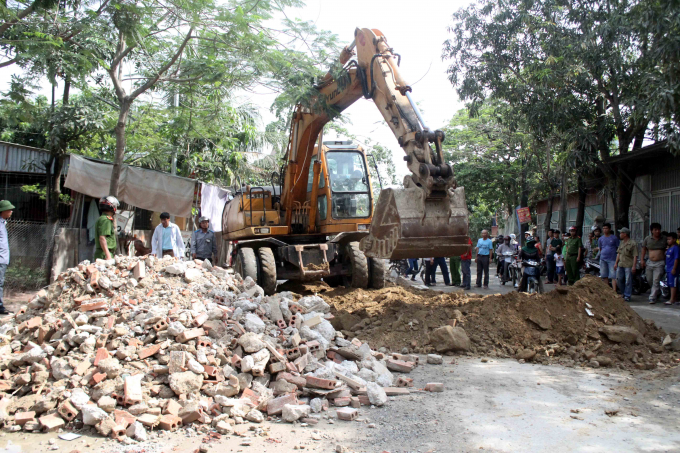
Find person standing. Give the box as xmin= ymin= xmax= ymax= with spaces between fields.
xmin=152 ymin=212 xmax=186 ymax=258
xmin=191 ymin=216 xmax=218 ymax=262
xmin=641 ymin=223 xmax=666 ymax=304
xmin=424 ymin=257 xmax=435 ymax=286
xmin=407 ymin=258 xmax=419 ymax=281
xmin=591 ymin=227 xmax=602 ymax=259
xmin=476 ymin=230 xmax=493 ymax=289
xmin=598 ymin=223 xmax=620 ymax=292
xmin=545 ymin=229 xmax=556 ymax=284
xmin=94 ymin=196 xmax=119 ymax=260
xmin=0 ymin=200 xmax=14 ymax=315
xmin=449 ymin=255 xmax=461 ymax=287
xmin=564 ymin=226 xmax=582 ymax=285
xmin=614 ymin=227 xmax=638 ymax=302
xmin=431 ymin=257 xmax=451 ymax=286
xmin=664 ymin=233 xmax=678 ymax=305
xmin=460 ymin=237 xmax=472 ymax=290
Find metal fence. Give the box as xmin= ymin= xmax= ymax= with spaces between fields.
xmin=4 ymin=220 xmax=66 ymax=293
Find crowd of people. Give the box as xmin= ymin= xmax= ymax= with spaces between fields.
xmin=403 ymin=222 xmax=680 ymax=305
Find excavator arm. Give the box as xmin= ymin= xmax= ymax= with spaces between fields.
xmin=281 ymin=27 xmax=469 ymax=260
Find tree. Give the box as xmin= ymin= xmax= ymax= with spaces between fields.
xmin=95 ymin=0 xmax=339 ymax=197
xmin=443 ymin=0 xmax=676 ymax=229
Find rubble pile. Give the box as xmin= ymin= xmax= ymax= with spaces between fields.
xmin=0 ymin=255 xmax=425 ymax=443
xmin=324 ymin=276 xmax=679 ymax=370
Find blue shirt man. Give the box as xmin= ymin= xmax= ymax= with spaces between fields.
xmin=598 ymin=223 xmax=620 ymax=291
xmin=476 ymin=237 xmax=493 ymax=255
xmin=475 ymin=229 xmax=493 ymax=288
xmin=191 ymin=216 xmax=218 ymax=261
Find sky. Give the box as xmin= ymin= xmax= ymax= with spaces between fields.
xmin=0 ymin=0 xmax=474 ymax=180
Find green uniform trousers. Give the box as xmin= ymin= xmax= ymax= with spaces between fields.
xmin=449 ymin=256 xmax=461 ymax=286
xmin=94 ymin=248 xmax=116 ymax=260
xmin=566 ymin=255 xmax=580 ymax=285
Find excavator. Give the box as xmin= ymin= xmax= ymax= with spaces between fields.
xmin=222 ymin=27 xmax=469 ymax=295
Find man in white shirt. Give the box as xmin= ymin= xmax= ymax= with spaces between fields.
xmin=152 ymin=212 xmax=186 ymax=258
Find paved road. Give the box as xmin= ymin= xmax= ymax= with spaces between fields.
xmin=401 ymin=260 xmax=680 ymax=334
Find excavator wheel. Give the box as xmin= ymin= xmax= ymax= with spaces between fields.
xmin=234 ymin=247 xmax=258 ymax=283
xmin=343 ymin=242 xmax=369 ymax=289
xmin=258 ymin=247 xmax=278 ymax=296
xmin=368 ymin=257 xmax=387 ymax=289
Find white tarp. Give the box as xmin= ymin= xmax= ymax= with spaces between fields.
xmin=200 ymin=183 xmax=231 ymax=232
xmin=64 ymin=155 xmax=196 ymax=217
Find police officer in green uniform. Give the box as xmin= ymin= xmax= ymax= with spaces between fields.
xmin=94 ymin=196 xmax=119 ymax=260
xmin=564 ymin=225 xmax=583 ymax=285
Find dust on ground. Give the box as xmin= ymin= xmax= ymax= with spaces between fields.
xmin=287 ymin=275 xmax=678 ymax=371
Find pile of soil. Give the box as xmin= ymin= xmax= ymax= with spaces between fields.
xmin=292 ymin=276 xmax=678 ymax=370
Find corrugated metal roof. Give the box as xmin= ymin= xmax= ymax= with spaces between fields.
xmin=0 ymin=141 xmax=69 ymax=175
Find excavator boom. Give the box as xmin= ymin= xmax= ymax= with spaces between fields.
xmin=279 ymin=27 xmax=469 ymax=260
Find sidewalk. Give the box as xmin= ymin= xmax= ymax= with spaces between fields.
xmin=403 ymin=260 xmax=680 ymax=334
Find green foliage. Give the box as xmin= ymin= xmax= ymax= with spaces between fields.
xmin=5 ymin=262 xmax=47 ymax=291
xmin=20 ymin=183 xmax=72 ymax=204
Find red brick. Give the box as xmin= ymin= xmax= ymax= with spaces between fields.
xmin=138 ymin=343 xmax=162 ymax=359
xmin=266 ymin=393 xmax=298 ymax=416
xmin=386 ymin=359 xmax=415 ymax=373
xmin=153 ymin=319 xmax=168 ymax=332
xmin=424 ymin=382 xmax=444 ymax=392
xmin=91 ymin=372 xmax=107 ymax=385
xmin=124 ymin=374 xmax=143 ymax=405
xmin=350 ymin=397 xmax=360 ymax=408
xmin=81 ymin=299 xmax=108 ymax=312
xmin=159 ymin=414 xmax=182 ymax=431
xmin=25 ymin=317 xmax=43 ymax=329
xmin=384 ymin=387 xmax=410 ymax=396
xmin=240 ymin=388 xmax=261 ymax=406
xmin=94 ymin=347 xmax=110 ymax=366
xmin=58 ymin=400 xmax=79 ymax=421
xmin=336 ymin=407 xmax=358 ymax=421
xmin=164 ymin=400 xmax=182 ymax=416
xmin=110 ymin=424 xmax=127 ymax=441
xmin=305 ymin=375 xmax=337 ymax=390
xmin=114 ymin=409 xmax=136 ymax=427
xmin=277 ymin=373 xmax=306 ymax=389
xmin=269 ymin=362 xmax=286 ymax=374
xmin=14 ymin=411 xmax=36 ymax=426
xmin=333 ymin=397 xmax=351 ymax=407
xmin=193 ymin=313 xmax=208 ymax=327
xmin=176 ymin=327 xmax=205 ymax=343
xmin=395 ymin=377 xmax=414 ymax=388
xmin=39 ymin=413 xmax=65 ymax=432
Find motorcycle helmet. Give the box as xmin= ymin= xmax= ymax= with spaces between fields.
xmin=509 ymin=234 xmax=516 ymax=240
xmin=99 ymin=195 xmax=120 ymax=213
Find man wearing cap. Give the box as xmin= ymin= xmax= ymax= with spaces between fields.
xmin=152 ymin=212 xmax=186 ymax=258
xmin=564 ymin=226 xmax=582 ymax=285
xmin=0 ymin=200 xmax=14 ymax=315
xmin=191 ymin=217 xmax=217 ymax=263
xmin=95 ymin=196 xmax=119 ymax=261
xmin=614 ymin=227 xmax=637 ymax=302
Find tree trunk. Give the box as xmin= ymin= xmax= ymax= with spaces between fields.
xmin=110 ymin=102 xmax=131 ymax=196
xmin=575 ymin=173 xmax=587 ymax=237
xmin=519 ymin=156 xmax=529 ymax=245
xmin=543 ymin=184 xmax=556 ymax=237
xmin=558 ymin=168 xmax=568 ymax=233
xmin=614 ymin=164 xmax=635 ymax=230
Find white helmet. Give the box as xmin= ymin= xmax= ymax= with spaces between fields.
xmin=99 ymin=195 xmax=120 ymax=213
xmin=509 ymin=234 xmax=516 ymax=240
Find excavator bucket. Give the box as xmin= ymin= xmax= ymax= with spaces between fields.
xmin=360 ymin=186 xmax=470 ymax=260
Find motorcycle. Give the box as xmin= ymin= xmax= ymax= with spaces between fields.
xmin=632 ymin=267 xmax=650 ymax=296
xmin=389 ymin=259 xmax=410 ymax=278
xmin=499 ymin=251 xmax=514 ymax=285
xmin=660 ymin=278 xmax=671 ymax=300
xmin=583 ymin=258 xmax=601 ymax=276
xmin=509 ymin=254 xmax=522 ymax=288
xmin=523 ymin=259 xmax=544 ymax=294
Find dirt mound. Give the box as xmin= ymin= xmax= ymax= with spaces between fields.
xmin=296 ymin=276 xmax=677 ymax=370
